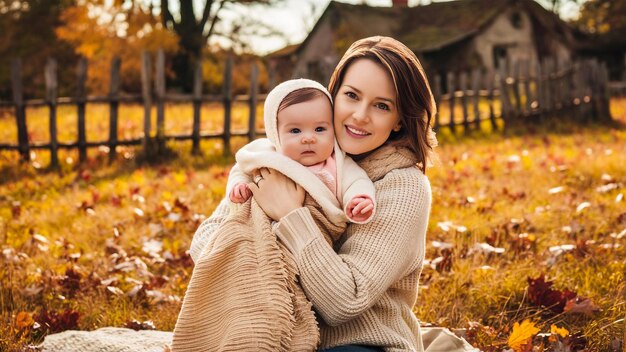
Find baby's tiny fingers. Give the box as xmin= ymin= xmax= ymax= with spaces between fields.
xmin=361 ymin=204 xmax=374 ymax=214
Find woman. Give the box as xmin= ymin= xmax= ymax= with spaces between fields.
xmin=190 ymin=36 xmax=475 ymax=351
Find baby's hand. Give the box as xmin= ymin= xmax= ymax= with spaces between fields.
xmin=229 ymin=183 xmax=252 ymax=203
xmin=347 ymin=197 xmax=374 ymax=223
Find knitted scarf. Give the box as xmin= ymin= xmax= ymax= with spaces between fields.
xmin=357 ymin=144 xmax=419 ymax=182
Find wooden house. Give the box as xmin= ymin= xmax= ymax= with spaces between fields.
xmin=268 ymin=0 xmax=578 ymax=84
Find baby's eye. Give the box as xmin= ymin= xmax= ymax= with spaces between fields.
xmin=290 ymin=128 xmax=301 ymax=134
xmin=315 ymin=127 xmax=326 ymax=132
xmin=345 ymin=91 xmax=358 ymax=100
xmin=375 ymin=102 xmax=390 ymax=111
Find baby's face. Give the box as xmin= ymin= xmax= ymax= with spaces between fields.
xmin=277 ymin=95 xmax=335 ymax=166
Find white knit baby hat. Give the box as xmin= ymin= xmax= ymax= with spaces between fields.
xmin=264 ymin=78 xmax=333 ymax=148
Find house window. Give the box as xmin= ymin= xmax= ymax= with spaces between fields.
xmin=510 ymin=12 xmax=523 ymax=29
xmin=493 ymin=45 xmax=508 ymax=70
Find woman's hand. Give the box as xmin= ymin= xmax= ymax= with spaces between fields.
xmin=248 ymin=168 xmax=305 ymax=221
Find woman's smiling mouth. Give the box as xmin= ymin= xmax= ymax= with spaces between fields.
xmin=345 ymin=125 xmax=371 ymax=137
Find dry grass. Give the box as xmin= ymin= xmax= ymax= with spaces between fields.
xmin=0 ymin=98 xmax=625 ymax=351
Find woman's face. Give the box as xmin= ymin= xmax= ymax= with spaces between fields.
xmin=333 ymin=58 xmax=400 ymax=156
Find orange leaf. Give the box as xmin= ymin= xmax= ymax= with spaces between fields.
xmin=508 ymin=320 xmax=540 ymax=352
xmin=15 ymin=311 xmax=34 ymax=329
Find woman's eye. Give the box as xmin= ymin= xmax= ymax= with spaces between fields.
xmin=376 ymin=102 xmax=390 ymax=111
xmin=290 ymin=128 xmax=301 ymax=134
xmin=315 ymin=127 xmax=326 ymax=132
xmin=345 ymin=91 xmax=357 ymax=100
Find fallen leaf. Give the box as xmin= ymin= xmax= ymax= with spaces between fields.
xmin=34 ymin=309 xmax=80 ymax=333
xmin=124 ymin=319 xmax=156 ymax=331
xmin=564 ymin=297 xmax=601 ymax=317
xmin=550 ymin=324 xmax=569 ymax=338
xmin=549 ymin=186 xmax=564 ymax=194
xmin=576 ymin=202 xmax=591 ymax=213
xmin=527 ymin=275 xmax=577 ymax=313
xmin=12 ymin=201 xmax=21 ymax=218
xmin=15 ymin=311 xmax=34 ymax=329
xmin=508 ymin=320 xmax=540 ymax=352
xmin=133 ymin=208 xmax=145 ymax=217
xmin=106 ymin=286 xmax=124 ymax=296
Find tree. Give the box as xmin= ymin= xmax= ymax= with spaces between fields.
xmin=56 ymin=0 xmax=179 ymax=94
xmin=0 ymin=0 xmax=78 ymax=99
xmin=574 ymin=0 xmax=626 ymax=34
xmin=159 ymin=0 xmax=282 ymax=92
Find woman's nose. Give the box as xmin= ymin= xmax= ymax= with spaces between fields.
xmin=352 ymin=103 xmax=369 ymax=123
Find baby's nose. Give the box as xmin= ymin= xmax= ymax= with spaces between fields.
xmin=302 ymin=135 xmax=316 ymax=143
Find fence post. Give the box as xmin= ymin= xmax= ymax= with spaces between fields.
xmin=141 ymin=51 xmax=152 ymax=156
xmin=512 ymin=60 xmax=522 ymax=115
xmin=268 ymin=61 xmax=277 ymax=90
xmin=485 ymin=70 xmax=498 ymax=131
xmin=459 ymin=71 xmax=469 ymax=134
xmin=434 ymin=75 xmax=441 ymax=131
xmin=11 ymin=59 xmax=29 ymax=162
xmin=45 ymin=58 xmax=59 ymax=169
xmin=222 ymin=54 xmax=233 ymax=156
xmin=523 ymin=60 xmax=532 ymax=114
xmin=571 ymin=61 xmax=583 ymax=122
xmin=589 ymin=59 xmax=601 ymax=120
xmin=534 ymin=60 xmax=544 ymax=115
xmin=599 ymin=62 xmax=612 ymax=121
xmin=471 ymin=69 xmax=481 ymax=131
xmin=155 ymin=49 xmax=166 ymax=150
xmin=76 ymin=57 xmax=87 ymax=163
xmin=248 ymin=62 xmax=259 ymax=142
xmin=108 ymin=57 xmax=121 ymax=163
xmin=498 ymin=58 xmax=512 ymax=125
xmin=446 ymin=72 xmax=456 ymax=134
xmin=192 ymin=60 xmax=203 ymax=155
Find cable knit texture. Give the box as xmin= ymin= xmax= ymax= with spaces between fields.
xmin=172 ymin=198 xmax=320 ymax=351
xmin=274 ymin=144 xmax=431 ymax=351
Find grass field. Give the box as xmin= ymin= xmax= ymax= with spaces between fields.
xmin=0 ymin=99 xmax=625 ymax=351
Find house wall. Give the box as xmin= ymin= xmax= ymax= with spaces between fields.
xmin=472 ymin=9 xmax=538 ymax=72
xmin=291 ymin=20 xmax=340 ymax=85
xmin=472 ymin=7 xmax=571 ymax=74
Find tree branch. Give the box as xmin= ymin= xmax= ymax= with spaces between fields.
xmin=200 ymin=0 xmax=216 ymax=30
xmin=203 ymin=0 xmax=225 ymax=42
xmin=160 ymin=0 xmax=175 ymax=29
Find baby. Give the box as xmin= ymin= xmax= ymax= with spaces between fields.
xmin=226 ymin=79 xmax=376 ymax=225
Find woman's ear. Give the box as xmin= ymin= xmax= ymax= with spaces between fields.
xmin=393 ymin=123 xmax=402 ymax=132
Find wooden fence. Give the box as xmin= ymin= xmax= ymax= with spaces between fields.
xmin=431 ymin=57 xmax=612 ymax=134
xmin=0 ymin=51 xmax=614 ymax=168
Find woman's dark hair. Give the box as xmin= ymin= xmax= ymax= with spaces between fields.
xmin=328 ymin=36 xmax=438 ymax=173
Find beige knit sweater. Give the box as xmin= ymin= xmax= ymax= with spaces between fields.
xmin=190 ymin=145 xmax=431 ymax=352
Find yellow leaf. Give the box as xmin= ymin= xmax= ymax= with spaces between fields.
xmin=550 ymin=324 xmax=569 ymax=338
xmin=15 ymin=311 xmax=34 ymax=329
xmin=173 ymin=172 xmax=187 ymax=185
xmin=508 ymin=319 xmax=540 ymax=352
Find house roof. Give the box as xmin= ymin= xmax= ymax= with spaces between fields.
xmin=269 ymin=0 xmax=577 ymax=58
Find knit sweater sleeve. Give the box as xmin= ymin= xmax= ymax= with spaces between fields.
xmin=189 ymin=197 xmax=230 ymax=263
xmin=274 ymin=167 xmax=431 ymax=326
